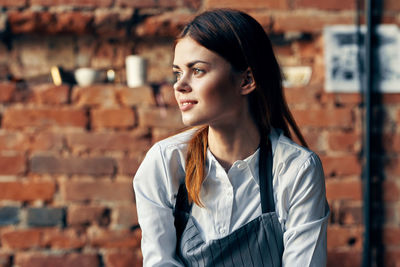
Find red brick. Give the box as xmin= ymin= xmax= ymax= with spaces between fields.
xmin=327 ymin=226 xmax=363 ymax=249
xmin=42 ymin=229 xmax=87 ymax=249
xmin=8 ymin=11 xmax=42 ymax=34
xmin=385 ymin=249 xmax=400 ymax=267
xmin=381 ymin=133 xmax=400 ymax=153
xmin=273 ymin=11 xmax=354 ymax=33
xmin=0 ymin=153 xmax=26 ymax=175
xmin=158 ymin=83 xmax=178 ymax=107
xmin=53 ymin=12 xmax=94 ymax=35
xmin=93 ymin=9 xmax=133 ymax=38
xmin=72 ymin=84 xmax=118 ymax=107
xmin=327 ymin=131 xmax=361 ymax=152
xmin=386 ymin=157 xmax=400 ymax=176
xmin=322 ymin=93 xmax=362 ymax=105
xmin=383 ymin=227 xmax=400 ymax=246
xmin=30 ymin=0 xmax=112 ymax=7
xmin=326 ymin=179 xmax=362 ymax=201
xmin=327 ymin=250 xmax=362 ymax=267
xmin=137 ymin=106 xmax=184 ymax=129
xmin=66 ymin=129 xmax=151 ymax=152
xmin=338 ymin=202 xmax=362 ymax=225
xmin=322 ymin=155 xmax=362 ymax=177
xmin=385 ymin=0 xmax=400 ymax=12
xmin=301 ymin=129 xmax=325 ymax=153
xmin=117 ymin=85 xmax=156 ymax=106
xmin=284 ymin=85 xmax=322 ymax=106
xmin=104 ymin=250 xmax=142 ymax=267
xmin=14 ymin=252 xmax=99 ymax=267
xmin=30 ymin=131 xmax=65 ymax=151
xmin=91 ymin=41 xmax=120 ymax=69
xmin=117 ymin=157 xmax=142 ymax=175
xmin=0 ymin=82 xmax=16 ymax=102
xmin=0 ymin=181 xmax=55 ymax=201
xmin=293 ymin=0 xmax=356 ymax=10
xmin=91 ymin=108 xmax=136 ymax=129
xmin=1 ymin=229 xmax=42 ymax=249
xmin=29 ymin=84 xmax=69 ymax=105
xmin=292 ymin=107 xmax=354 ymax=128
xmin=0 ymin=253 xmax=10 ymax=267
xmin=116 ymin=0 xmax=177 ymax=8
xmin=62 ymin=180 xmax=133 ymax=202
xmin=183 ymin=0 xmax=202 ymax=9
xmin=112 ymin=204 xmax=138 ymax=228
xmin=0 ymin=0 xmax=26 ymax=6
xmin=135 ymin=41 xmax=174 ymax=84
xmin=135 ymin=12 xmax=193 ymax=37
xmin=381 ymin=93 xmax=400 ymax=104
xmin=88 ymin=227 xmax=140 ymax=248
xmin=383 ymin=180 xmax=400 ymax=202
xmin=30 ymin=155 xmax=116 ymax=175
xmin=67 ymin=204 xmax=107 ymax=226
xmin=0 ymin=131 xmax=29 ymax=151
xmin=294 ymin=40 xmax=319 ymax=64
xmin=205 ymin=0 xmax=289 ymax=9
xmin=2 ymin=107 xmax=87 ymax=129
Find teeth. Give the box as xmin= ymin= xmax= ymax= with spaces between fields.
xmin=182 ymin=101 xmax=194 ymax=106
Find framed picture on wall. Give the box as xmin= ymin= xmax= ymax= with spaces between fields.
xmin=324 ymin=25 xmax=400 ymax=93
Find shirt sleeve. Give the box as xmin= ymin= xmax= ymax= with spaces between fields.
xmin=133 ymin=143 xmax=184 ymax=267
xmin=282 ymin=153 xmax=330 ymax=267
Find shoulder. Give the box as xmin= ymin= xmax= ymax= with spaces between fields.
xmin=272 ymin=129 xmax=321 ymax=173
xmin=144 ymin=128 xmax=196 ymax=168
xmin=133 ymin=129 xmax=196 ymax=207
xmin=271 ymin=129 xmax=324 ymax=195
xmin=154 ymin=128 xmax=195 ymax=154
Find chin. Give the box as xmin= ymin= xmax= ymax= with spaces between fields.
xmin=181 ymin=116 xmax=205 ymax=127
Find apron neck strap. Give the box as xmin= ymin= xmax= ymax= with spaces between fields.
xmin=259 ymin=136 xmax=275 ymax=213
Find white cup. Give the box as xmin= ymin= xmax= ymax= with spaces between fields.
xmin=126 ymin=55 xmax=147 ymax=88
xmin=74 ymin=68 xmax=99 ymax=87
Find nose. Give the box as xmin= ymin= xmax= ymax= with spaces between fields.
xmin=173 ymin=74 xmax=191 ymax=93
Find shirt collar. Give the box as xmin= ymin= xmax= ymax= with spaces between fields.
xmin=203 ymin=127 xmax=281 ymax=182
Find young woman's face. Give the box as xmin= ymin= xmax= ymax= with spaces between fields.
xmin=172 ymin=37 xmax=246 ymax=127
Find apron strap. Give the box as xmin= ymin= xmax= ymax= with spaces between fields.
xmin=259 ymin=137 xmax=275 ymax=213
xmin=174 ymin=183 xmax=192 ymax=245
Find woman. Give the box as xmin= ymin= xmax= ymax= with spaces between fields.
xmin=134 ymin=9 xmax=329 ymax=266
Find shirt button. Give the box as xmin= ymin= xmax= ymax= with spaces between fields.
xmin=237 ymin=162 xmax=245 ymax=169
xmin=220 ymin=228 xmax=226 ymax=234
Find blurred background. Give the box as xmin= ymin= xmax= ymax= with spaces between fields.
xmin=0 ymin=0 xmax=399 ymax=266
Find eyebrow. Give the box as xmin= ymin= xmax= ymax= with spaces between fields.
xmin=172 ymin=60 xmax=211 ymax=69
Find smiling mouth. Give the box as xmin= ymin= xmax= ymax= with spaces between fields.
xmin=179 ymin=100 xmax=198 ymax=111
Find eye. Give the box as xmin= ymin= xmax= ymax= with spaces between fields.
xmin=173 ymin=71 xmax=182 ymax=81
xmin=193 ymin=68 xmax=205 ymax=76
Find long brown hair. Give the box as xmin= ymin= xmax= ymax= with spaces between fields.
xmin=179 ymin=9 xmax=307 ymax=206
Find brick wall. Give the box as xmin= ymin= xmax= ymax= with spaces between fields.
xmin=0 ymin=0 xmax=400 ymax=266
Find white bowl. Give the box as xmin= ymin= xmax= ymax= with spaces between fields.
xmin=74 ymin=68 xmax=99 ymax=87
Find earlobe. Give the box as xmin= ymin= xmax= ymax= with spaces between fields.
xmin=240 ymin=68 xmax=256 ymax=95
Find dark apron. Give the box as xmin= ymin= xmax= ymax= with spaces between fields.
xmin=174 ymin=138 xmax=284 ymax=267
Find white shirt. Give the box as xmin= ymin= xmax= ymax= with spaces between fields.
xmin=133 ymin=128 xmax=330 ymax=267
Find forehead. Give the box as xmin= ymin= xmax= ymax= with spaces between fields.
xmin=173 ymin=37 xmax=218 ymax=65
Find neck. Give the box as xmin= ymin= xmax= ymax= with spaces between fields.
xmin=208 ymin=119 xmax=260 ymax=171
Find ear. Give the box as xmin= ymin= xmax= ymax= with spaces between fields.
xmin=240 ymin=68 xmax=256 ymax=95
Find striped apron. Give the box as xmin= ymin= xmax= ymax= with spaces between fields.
xmin=174 ymin=138 xmax=284 ymax=266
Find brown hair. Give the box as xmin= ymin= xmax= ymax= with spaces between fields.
xmin=178 ymin=9 xmax=307 ymax=206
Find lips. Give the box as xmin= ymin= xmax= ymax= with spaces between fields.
xmin=179 ymin=100 xmax=198 ymax=111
